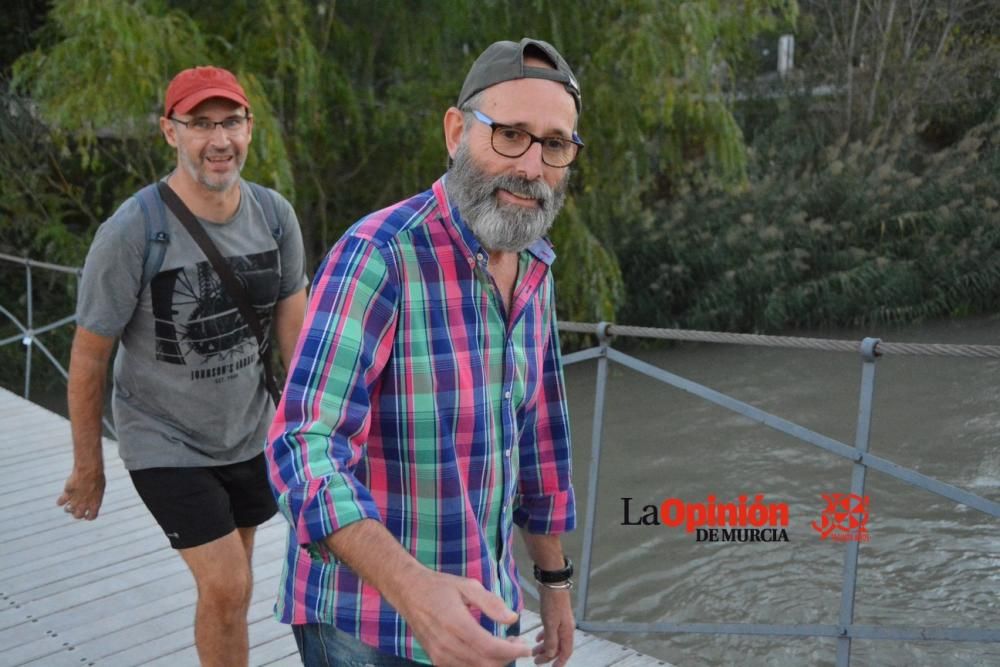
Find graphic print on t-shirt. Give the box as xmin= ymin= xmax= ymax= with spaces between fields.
xmin=149 ymin=249 xmax=279 ymax=380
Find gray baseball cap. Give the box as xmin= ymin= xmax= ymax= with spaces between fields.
xmin=457 ymin=38 xmax=581 ymax=112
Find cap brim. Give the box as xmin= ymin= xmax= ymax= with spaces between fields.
xmin=171 ymin=88 xmax=249 ymax=115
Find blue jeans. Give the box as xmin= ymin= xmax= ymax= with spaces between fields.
xmin=292 ymin=620 xmax=521 ymax=667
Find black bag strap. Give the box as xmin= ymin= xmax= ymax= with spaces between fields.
xmin=156 ymin=181 xmax=281 ymax=406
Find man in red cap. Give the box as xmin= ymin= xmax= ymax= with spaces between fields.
xmin=58 ymin=66 xmax=308 ymax=666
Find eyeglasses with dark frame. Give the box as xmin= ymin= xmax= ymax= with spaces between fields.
xmin=169 ymin=114 xmax=252 ymax=135
xmin=470 ymin=110 xmax=583 ymax=168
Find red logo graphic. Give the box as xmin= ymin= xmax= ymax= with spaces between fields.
xmin=812 ymin=493 xmax=870 ymax=542
xmin=620 ymin=495 xmax=791 ymax=542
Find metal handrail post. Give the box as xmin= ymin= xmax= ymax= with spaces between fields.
xmin=836 ymin=337 xmax=881 ymax=667
xmin=575 ymin=322 xmax=612 ymax=623
xmin=23 ymin=263 xmax=33 ymax=400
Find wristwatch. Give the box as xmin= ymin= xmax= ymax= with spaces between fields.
xmin=533 ymin=557 xmax=574 ymax=589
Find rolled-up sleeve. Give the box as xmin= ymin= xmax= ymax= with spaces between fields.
xmin=267 ymin=234 xmax=398 ymax=552
xmin=513 ymin=290 xmax=575 ymax=534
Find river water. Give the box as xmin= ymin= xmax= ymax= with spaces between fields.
xmin=520 ymin=316 xmax=1000 ymax=667
xmin=25 ymin=316 xmax=998 ymax=666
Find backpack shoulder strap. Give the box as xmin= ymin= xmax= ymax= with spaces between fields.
xmin=246 ymin=182 xmax=284 ymax=242
xmin=133 ymin=183 xmax=171 ymax=296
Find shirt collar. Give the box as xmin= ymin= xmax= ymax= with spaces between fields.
xmin=433 ymin=175 xmax=557 ymax=267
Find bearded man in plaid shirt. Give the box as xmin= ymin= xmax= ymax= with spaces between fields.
xmin=268 ymin=38 xmax=584 ymax=667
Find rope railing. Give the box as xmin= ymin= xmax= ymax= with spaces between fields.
xmin=3 ymin=253 xmax=999 ymax=359
xmin=560 ymin=321 xmax=1000 ymax=358
xmin=0 ymin=252 xmax=82 ymax=276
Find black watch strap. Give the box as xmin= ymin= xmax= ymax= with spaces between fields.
xmin=533 ymin=557 xmax=574 ymax=584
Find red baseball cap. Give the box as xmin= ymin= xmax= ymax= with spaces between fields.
xmin=164 ymin=66 xmax=250 ymax=116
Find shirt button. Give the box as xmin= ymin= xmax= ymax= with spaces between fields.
xmin=505 ymin=449 xmax=512 ymax=457
xmin=504 ymin=391 xmax=511 ymax=399
xmin=476 ymin=253 xmax=485 ymax=262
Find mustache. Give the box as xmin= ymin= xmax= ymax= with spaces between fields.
xmin=490 ymin=174 xmax=553 ymax=210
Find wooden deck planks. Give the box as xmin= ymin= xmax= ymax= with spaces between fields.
xmin=0 ymin=388 xmax=671 ymax=666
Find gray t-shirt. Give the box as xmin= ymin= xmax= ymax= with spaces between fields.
xmin=77 ymin=179 xmax=307 ymax=470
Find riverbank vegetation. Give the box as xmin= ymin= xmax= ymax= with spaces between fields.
xmin=620 ymin=0 xmax=999 ymax=330
xmin=622 ymin=107 xmax=999 ymax=331
xmin=1 ymin=1 xmax=997 ymax=391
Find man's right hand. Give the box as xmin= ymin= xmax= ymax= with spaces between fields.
xmin=325 ymin=519 xmax=532 ymax=666
xmin=63 ymin=325 xmax=114 ymax=522
xmin=57 ymin=467 xmax=106 ymax=520
xmin=396 ymin=567 xmax=531 ymax=667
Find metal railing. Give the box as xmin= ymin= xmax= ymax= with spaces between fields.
xmin=0 ymin=253 xmax=80 ymax=399
xmin=0 ymin=253 xmax=115 ymax=435
xmin=559 ymin=321 xmax=1000 ymax=667
xmin=4 ymin=253 xmax=999 ymax=665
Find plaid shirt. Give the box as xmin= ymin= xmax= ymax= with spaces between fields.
xmin=266 ymin=176 xmax=575 ymax=663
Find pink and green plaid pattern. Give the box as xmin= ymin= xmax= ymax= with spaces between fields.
xmin=266 ymin=177 xmax=575 ymax=663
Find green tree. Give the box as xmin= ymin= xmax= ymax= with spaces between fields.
xmin=5 ymin=0 xmax=796 ymax=326
xmin=11 ymin=0 xmax=293 ymax=200
xmin=798 ymin=0 xmax=999 ymax=139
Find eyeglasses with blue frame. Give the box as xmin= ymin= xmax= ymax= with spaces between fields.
xmin=471 ymin=110 xmax=584 ymax=168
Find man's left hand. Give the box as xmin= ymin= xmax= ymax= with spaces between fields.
xmin=532 ymin=587 xmax=574 ymax=665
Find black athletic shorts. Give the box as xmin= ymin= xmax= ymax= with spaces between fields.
xmin=129 ymin=452 xmax=278 ymax=550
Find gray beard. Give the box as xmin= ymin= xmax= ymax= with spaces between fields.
xmin=445 ymin=141 xmax=568 ymax=252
